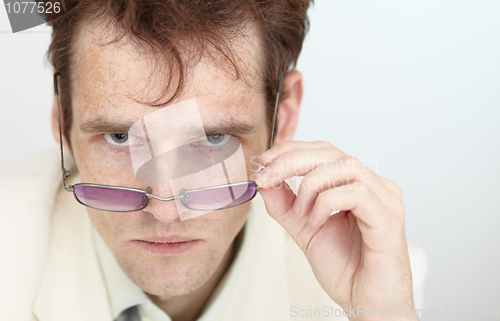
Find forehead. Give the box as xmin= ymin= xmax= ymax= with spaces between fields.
xmin=71 ymin=20 xmax=265 ymax=123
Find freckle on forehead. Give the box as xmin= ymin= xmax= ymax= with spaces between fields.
xmin=72 ymin=21 xmax=264 ymax=123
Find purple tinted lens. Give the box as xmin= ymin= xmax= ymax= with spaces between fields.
xmin=181 ymin=182 xmax=257 ymax=210
xmin=74 ymin=185 xmax=149 ymax=212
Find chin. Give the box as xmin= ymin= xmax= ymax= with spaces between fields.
xmin=116 ymin=247 xmax=222 ymax=296
xmin=142 ymin=272 xmax=210 ymax=297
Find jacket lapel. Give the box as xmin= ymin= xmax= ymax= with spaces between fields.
xmin=221 ymin=193 xmax=292 ymax=321
xmin=33 ymin=169 xmax=111 ymax=321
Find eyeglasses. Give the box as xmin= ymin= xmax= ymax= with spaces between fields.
xmin=54 ymin=69 xmax=283 ymax=212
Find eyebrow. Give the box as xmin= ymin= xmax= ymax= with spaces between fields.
xmin=79 ymin=116 xmax=259 ymax=137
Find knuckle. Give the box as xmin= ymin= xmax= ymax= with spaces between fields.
xmin=356 ymin=179 xmax=370 ymax=195
xmin=276 ymin=149 xmax=291 ymax=163
xmin=271 ymin=141 xmax=289 ymax=153
xmin=395 ymin=185 xmax=403 ymax=200
xmin=298 ymin=174 xmax=318 ymax=196
xmin=340 ymin=155 xmax=363 ymax=172
xmin=342 ymin=155 xmax=356 ymax=163
xmin=385 ymin=178 xmax=403 ymax=200
xmin=320 ymin=146 xmax=342 ymax=160
xmin=288 ymin=140 xmax=301 ymax=149
xmin=387 ymin=213 xmax=405 ymax=231
xmin=386 ymin=197 xmax=406 ymax=223
xmin=272 ymin=140 xmax=296 ymax=152
xmin=313 ymin=140 xmax=334 ymax=148
xmin=315 ymin=190 xmax=330 ymax=208
xmin=395 ymin=201 xmax=406 ymax=218
xmin=283 ymin=150 xmax=303 ymax=172
xmin=354 ymin=176 xmax=368 ymax=190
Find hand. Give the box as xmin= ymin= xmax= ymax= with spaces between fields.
xmin=255 ymin=141 xmax=418 ymax=321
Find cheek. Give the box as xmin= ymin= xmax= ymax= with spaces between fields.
xmin=70 ymin=135 xmax=139 ymax=186
xmin=215 ymin=201 xmax=250 ymax=242
xmin=86 ymin=207 xmax=117 ymax=235
xmin=86 ymin=207 xmax=137 ymax=245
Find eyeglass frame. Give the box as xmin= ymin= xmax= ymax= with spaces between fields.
xmin=54 ymin=69 xmax=284 ymax=212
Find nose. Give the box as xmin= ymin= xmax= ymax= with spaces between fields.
xmin=144 ymin=182 xmax=180 ymax=223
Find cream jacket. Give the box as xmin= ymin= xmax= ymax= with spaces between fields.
xmin=0 ymin=149 xmax=427 ymax=321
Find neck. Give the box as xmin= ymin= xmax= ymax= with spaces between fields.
xmin=147 ymin=229 xmax=244 ymax=321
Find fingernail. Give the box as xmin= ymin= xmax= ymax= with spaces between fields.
xmin=308 ymin=212 xmax=315 ymax=225
xmin=293 ymin=199 xmax=301 ymax=215
xmin=256 ymin=167 xmax=271 ymax=183
xmin=261 ymin=149 xmax=278 ymax=166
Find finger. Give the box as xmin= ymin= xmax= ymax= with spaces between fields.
xmin=310 ymin=182 xmax=403 ymax=239
xmin=380 ymin=177 xmax=403 ymax=201
xmin=260 ymin=140 xmax=341 ymax=166
xmin=295 ymin=157 xmax=400 ymax=218
xmin=256 ymin=147 xmax=346 ymax=188
xmin=294 ymin=161 xmax=358 ymax=218
xmin=258 ymin=182 xmax=313 ymax=247
xmin=263 ymin=141 xmax=401 ymax=202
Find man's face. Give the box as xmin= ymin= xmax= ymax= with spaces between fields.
xmin=68 ymin=22 xmax=268 ymax=296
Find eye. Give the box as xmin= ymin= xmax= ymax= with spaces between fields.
xmin=104 ymin=133 xmax=129 ymax=146
xmin=200 ymin=135 xmax=231 ymax=147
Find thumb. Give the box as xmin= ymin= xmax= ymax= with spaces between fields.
xmin=258 ymin=181 xmax=310 ymax=242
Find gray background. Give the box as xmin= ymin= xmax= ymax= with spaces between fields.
xmin=1 ymin=1 xmax=499 ymax=320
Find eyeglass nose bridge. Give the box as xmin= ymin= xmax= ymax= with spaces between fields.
xmin=144 ymin=186 xmax=184 ymax=202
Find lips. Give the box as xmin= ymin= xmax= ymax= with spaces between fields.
xmin=132 ymin=235 xmax=202 ymax=255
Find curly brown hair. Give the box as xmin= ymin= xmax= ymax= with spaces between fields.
xmin=42 ymin=0 xmax=313 ymax=145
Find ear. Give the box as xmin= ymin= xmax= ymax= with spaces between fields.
xmin=51 ymin=72 xmax=70 ymax=149
xmin=272 ymin=70 xmax=303 ymax=145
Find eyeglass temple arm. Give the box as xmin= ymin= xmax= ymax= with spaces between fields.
xmin=269 ymin=69 xmax=284 ymax=150
xmin=54 ymin=72 xmax=73 ymax=192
